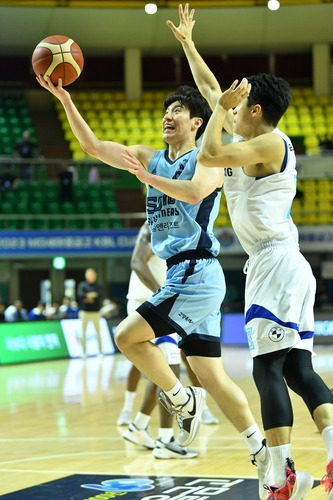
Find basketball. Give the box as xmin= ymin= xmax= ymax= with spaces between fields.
xmin=32 ymin=35 xmax=84 ymax=86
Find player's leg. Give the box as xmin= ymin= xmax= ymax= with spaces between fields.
xmin=154 ymin=338 xmax=199 ymax=459
xmin=122 ymin=378 xmax=157 ymax=450
xmin=79 ymin=310 xmax=89 ymax=356
xmin=117 ymin=298 xmax=145 ymax=425
xmin=283 ymin=348 xmax=333 ymax=498
xmin=187 ymin=349 xmax=271 ymax=500
xmin=181 ymin=350 xmax=219 ymax=425
xmin=117 ymin=364 xmax=141 ymax=426
xmin=91 ymin=312 xmax=102 ymax=354
xmin=115 ymin=311 xmax=179 ymax=392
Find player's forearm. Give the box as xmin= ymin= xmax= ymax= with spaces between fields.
xmin=181 ymin=40 xmax=221 ymax=109
xmin=146 ymin=172 xmax=204 ymax=204
xmin=198 ymin=104 xmax=228 ymax=167
xmin=62 ymin=98 xmax=101 ymax=156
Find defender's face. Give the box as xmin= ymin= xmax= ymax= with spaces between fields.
xmin=233 ymin=98 xmax=252 ymax=137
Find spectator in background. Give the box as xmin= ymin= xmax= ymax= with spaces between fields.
xmin=77 ymin=268 xmax=103 ymax=357
xmin=319 ymin=134 xmax=333 ymax=155
xmin=58 ymin=161 xmax=74 ymax=202
xmin=59 ymin=296 xmax=79 ymax=319
xmin=12 ymin=130 xmax=37 ymax=181
xmin=88 ymin=165 xmax=100 ymax=183
xmin=46 ymin=300 xmax=62 ymax=319
xmin=28 ymin=301 xmax=46 ymax=321
xmin=99 ymin=298 xmax=120 ymax=320
xmin=66 ymin=161 xmax=79 ymax=183
xmin=4 ymin=299 xmax=28 ymax=322
xmin=0 ymin=165 xmax=17 ymax=192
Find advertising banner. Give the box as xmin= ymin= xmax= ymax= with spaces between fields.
xmin=0 ymin=320 xmax=69 ymax=365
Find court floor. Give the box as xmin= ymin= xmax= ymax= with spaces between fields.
xmin=1 ymin=345 xmax=333 ymax=498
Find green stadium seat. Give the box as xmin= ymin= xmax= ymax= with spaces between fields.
xmin=30 ymin=201 xmax=44 ymax=214
xmin=76 ymin=201 xmax=90 ymax=213
xmin=104 ymin=199 xmax=118 ymax=213
xmin=33 ymin=219 xmax=49 ymax=230
xmin=2 ymin=201 xmax=15 ymax=214
xmin=46 ymin=201 xmax=61 ymax=214
xmin=6 ymin=219 xmax=23 ymax=231
xmin=61 ymin=202 xmax=74 ymax=214
xmin=16 ymin=200 xmax=29 ymax=214
xmin=90 ymin=201 xmax=104 ymax=213
xmin=49 ymin=219 xmax=65 ymax=230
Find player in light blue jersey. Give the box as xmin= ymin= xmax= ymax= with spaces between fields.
xmin=151 ymin=4 xmax=333 ymax=499
xmin=37 ymin=69 xmax=269 ymax=488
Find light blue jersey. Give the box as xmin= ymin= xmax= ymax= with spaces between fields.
xmin=146 ymin=148 xmax=221 ymax=260
xmin=136 ymin=147 xmax=225 ymax=356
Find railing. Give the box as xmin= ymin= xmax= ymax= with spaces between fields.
xmin=0 ymin=212 xmax=147 ymax=230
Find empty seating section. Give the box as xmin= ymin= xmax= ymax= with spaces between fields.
xmin=1 ymin=88 xmax=333 ymax=230
xmin=0 ymin=180 xmax=122 ymax=231
xmin=278 ymin=87 xmax=333 ymax=155
xmin=215 ymin=177 xmax=333 ymax=228
xmin=291 ymin=178 xmax=333 ymax=226
xmin=0 ymin=90 xmax=36 ymax=155
xmin=54 ymin=89 xmax=170 ymax=160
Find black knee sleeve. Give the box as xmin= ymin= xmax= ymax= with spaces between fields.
xmin=283 ymin=348 xmax=333 ymax=416
xmin=253 ymin=349 xmax=294 ymax=431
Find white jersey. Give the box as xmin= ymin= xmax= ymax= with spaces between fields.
xmin=223 ymin=128 xmax=299 ymax=255
xmin=126 ymin=254 xmax=166 ymax=302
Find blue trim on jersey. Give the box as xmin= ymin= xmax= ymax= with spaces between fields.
xmin=245 ymin=304 xmax=299 ymax=331
xmin=155 ymin=335 xmax=178 ymax=346
xmin=299 ymin=330 xmax=314 ymax=340
xmin=280 ymin=139 xmax=288 ymax=172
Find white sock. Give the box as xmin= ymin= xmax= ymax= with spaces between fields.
xmin=164 ymin=380 xmax=189 ymax=407
xmin=123 ymin=390 xmax=136 ymax=412
xmin=241 ymin=424 xmax=265 ymax=455
xmin=269 ymin=444 xmax=291 ymax=487
xmin=322 ymin=425 xmax=333 ymax=463
xmin=158 ymin=428 xmax=174 ymax=444
xmin=133 ymin=411 xmax=150 ymax=430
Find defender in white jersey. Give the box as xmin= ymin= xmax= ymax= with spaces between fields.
xmin=38 ymin=70 xmax=270 ymax=493
xmin=165 ymin=4 xmax=333 ymax=499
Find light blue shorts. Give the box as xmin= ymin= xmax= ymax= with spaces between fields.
xmin=137 ymin=256 xmax=225 ymax=353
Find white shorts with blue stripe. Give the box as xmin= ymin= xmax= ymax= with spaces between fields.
xmin=245 ymin=239 xmax=316 ymax=358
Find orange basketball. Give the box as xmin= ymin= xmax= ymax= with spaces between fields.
xmin=32 ymin=35 xmax=84 ymax=86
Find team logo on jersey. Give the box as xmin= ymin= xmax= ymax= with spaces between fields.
xmin=268 ymin=326 xmax=285 ymax=342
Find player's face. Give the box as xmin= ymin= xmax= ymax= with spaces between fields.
xmin=232 ymin=98 xmax=252 ymax=137
xmin=162 ymin=101 xmax=193 ymax=143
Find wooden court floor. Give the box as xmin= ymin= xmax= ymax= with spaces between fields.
xmin=1 ymin=345 xmax=333 ymax=498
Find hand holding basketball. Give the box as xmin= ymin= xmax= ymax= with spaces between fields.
xmin=32 ymin=35 xmax=84 ymax=86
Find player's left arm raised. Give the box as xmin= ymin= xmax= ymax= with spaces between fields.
xmin=36 ymin=75 xmax=154 ymax=171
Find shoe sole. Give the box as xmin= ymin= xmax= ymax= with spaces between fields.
xmin=177 ymin=388 xmax=206 ymax=447
xmin=290 ymin=472 xmax=314 ymax=499
xmin=122 ymin=432 xmax=155 ymax=450
xmin=117 ymin=419 xmax=131 ymax=426
xmin=153 ymin=449 xmax=199 ymax=459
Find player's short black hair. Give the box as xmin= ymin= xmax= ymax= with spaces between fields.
xmin=164 ymin=85 xmax=212 ymax=140
xmin=246 ymin=73 xmax=292 ymax=127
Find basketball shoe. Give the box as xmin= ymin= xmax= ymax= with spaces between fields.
xmin=153 ymin=437 xmax=199 ymax=459
xmin=201 ymin=407 xmax=219 ymax=425
xmin=122 ymin=422 xmax=155 ymax=449
xmin=116 ymin=409 xmax=132 ymax=426
xmin=251 ymin=439 xmax=273 ymax=500
xmin=321 ymin=458 xmax=333 ymax=499
xmin=159 ymin=386 xmax=206 ymax=447
xmin=264 ymin=458 xmax=313 ymax=499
